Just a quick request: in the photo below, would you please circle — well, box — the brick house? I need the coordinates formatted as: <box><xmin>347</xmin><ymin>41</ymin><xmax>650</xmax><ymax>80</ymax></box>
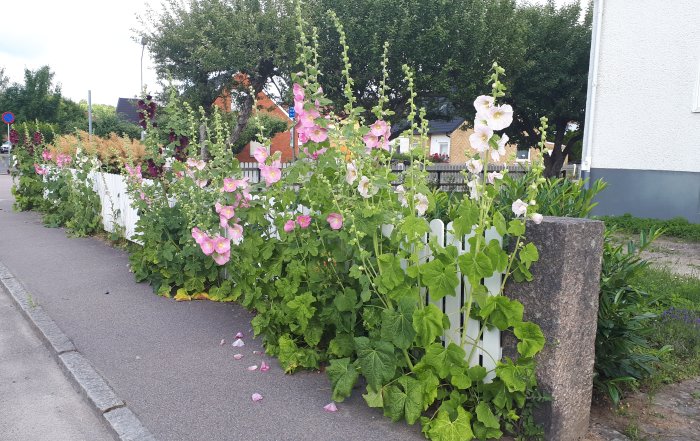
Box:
<box><xmin>213</xmin><ymin>88</ymin><xmax>297</xmax><ymax>164</ymax></box>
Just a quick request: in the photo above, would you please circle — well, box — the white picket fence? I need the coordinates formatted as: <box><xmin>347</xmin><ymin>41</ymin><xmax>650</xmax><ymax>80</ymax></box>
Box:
<box><xmin>86</xmin><ymin>171</ymin><xmax>502</xmax><ymax>374</ymax></box>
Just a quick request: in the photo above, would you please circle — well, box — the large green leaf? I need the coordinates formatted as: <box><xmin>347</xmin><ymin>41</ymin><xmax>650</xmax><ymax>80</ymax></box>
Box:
<box><xmin>362</xmin><ymin>386</ymin><xmax>384</xmax><ymax>408</ymax></box>
<box><xmin>412</xmin><ymin>304</ymin><xmax>444</xmax><ymax>347</ymax></box>
<box><xmin>400</xmin><ymin>215</ymin><xmax>430</xmax><ymax>240</ymax></box>
<box><xmin>286</xmin><ymin>292</ymin><xmax>316</xmax><ymax>332</ymax></box>
<box><xmin>451</xmin><ymin>200</ymin><xmax>480</xmax><ymax>237</ymax></box>
<box><xmin>519</xmin><ymin>242</ymin><xmax>539</xmax><ymax>268</ymax></box>
<box><xmin>354</xmin><ymin>337</ymin><xmax>398</xmax><ymax>390</ymax></box>
<box><xmin>377</xmin><ymin>253</ymin><xmax>405</xmax><ymax>291</ymax></box>
<box><xmin>474</xmin><ymin>402</ymin><xmax>503</xmax><ymax>439</ymax></box>
<box><xmin>422</xmin><ymin>342</ymin><xmax>466</xmax><ymax>379</ymax></box>
<box><xmin>420</xmin><ymin>258</ymin><xmax>459</xmax><ymax>301</ymax></box>
<box><xmin>458</xmin><ymin>251</ymin><xmax>493</xmax><ymax>285</ymax></box>
<box><xmin>383</xmin><ymin>376</ymin><xmax>424</xmax><ymax>424</ymax></box>
<box><xmin>381</xmin><ymin>298</ymin><xmax>416</xmax><ymax>350</ymax></box>
<box><xmin>326</xmin><ymin>358</ymin><xmax>359</xmax><ymax>402</ymax></box>
<box><xmin>427</xmin><ymin>407</ymin><xmax>474</xmax><ymax>441</ymax></box>
<box><xmin>478</xmin><ymin>296</ymin><xmax>524</xmax><ymax>331</ymax></box>
<box><xmin>514</xmin><ymin>321</ymin><xmax>545</xmax><ymax>358</ymax></box>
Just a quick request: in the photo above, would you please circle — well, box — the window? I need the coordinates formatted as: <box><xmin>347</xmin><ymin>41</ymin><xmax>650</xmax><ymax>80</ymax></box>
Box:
<box><xmin>516</xmin><ymin>149</ymin><xmax>530</xmax><ymax>162</ymax></box>
<box><xmin>439</xmin><ymin>141</ymin><xmax>449</xmax><ymax>156</ymax></box>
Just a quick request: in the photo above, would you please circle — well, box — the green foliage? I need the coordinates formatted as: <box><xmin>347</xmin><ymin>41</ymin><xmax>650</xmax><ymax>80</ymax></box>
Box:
<box><xmin>78</xmin><ymin>102</ymin><xmax>142</xmax><ymax>139</ymax></box>
<box><xmin>599</xmin><ymin>214</ymin><xmax>700</xmax><ymax>242</ymax></box>
<box><xmin>230</xmin><ymin>113</ymin><xmax>289</xmax><ymax>154</ymax></box>
<box><xmin>10</xmin><ymin>147</ymin><xmax>45</xmax><ymax>211</ymax></box>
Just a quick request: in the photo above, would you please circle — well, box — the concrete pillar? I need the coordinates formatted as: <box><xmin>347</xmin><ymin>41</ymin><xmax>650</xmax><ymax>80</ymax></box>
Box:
<box><xmin>505</xmin><ymin>216</ymin><xmax>604</xmax><ymax>441</ymax></box>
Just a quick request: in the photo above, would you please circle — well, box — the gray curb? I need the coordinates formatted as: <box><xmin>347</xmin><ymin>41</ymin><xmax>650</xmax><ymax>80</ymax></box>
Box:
<box><xmin>0</xmin><ymin>261</ymin><xmax>157</xmax><ymax>441</ymax></box>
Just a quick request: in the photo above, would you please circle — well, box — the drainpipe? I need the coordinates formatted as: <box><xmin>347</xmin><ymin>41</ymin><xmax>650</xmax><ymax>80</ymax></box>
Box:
<box><xmin>581</xmin><ymin>0</ymin><xmax>604</xmax><ymax>190</ymax></box>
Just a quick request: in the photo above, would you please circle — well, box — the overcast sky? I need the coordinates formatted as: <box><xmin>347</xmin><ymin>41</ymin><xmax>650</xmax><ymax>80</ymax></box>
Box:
<box><xmin>0</xmin><ymin>0</ymin><xmax>580</xmax><ymax>107</ymax></box>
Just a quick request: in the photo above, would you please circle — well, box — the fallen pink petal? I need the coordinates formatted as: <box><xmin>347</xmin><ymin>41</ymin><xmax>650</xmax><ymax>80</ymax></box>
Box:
<box><xmin>247</xmin><ymin>365</ymin><xmax>258</xmax><ymax>371</ymax></box>
<box><xmin>260</xmin><ymin>361</ymin><xmax>270</xmax><ymax>372</ymax></box>
<box><xmin>219</xmin><ymin>339</ymin><xmax>225</xmax><ymax>346</ymax></box>
<box><xmin>251</xmin><ymin>393</ymin><xmax>263</xmax><ymax>402</ymax></box>
<box><xmin>233</xmin><ymin>353</ymin><xmax>244</xmax><ymax>360</ymax></box>
<box><xmin>231</xmin><ymin>339</ymin><xmax>245</xmax><ymax>347</ymax></box>
<box><xmin>235</xmin><ymin>332</ymin><xmax>244</xmax><ymax>339</ymax></box>
<box><xmin>324</xmin><ymin>402</ymin><xmax>338</xmax><ymax>412</ymax></box>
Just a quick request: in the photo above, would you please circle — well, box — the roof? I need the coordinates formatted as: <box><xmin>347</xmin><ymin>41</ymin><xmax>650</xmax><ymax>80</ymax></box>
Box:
<box><xmin>116</xmin><ymin>98</ymin><xmax>140</xmax><ymax>124</ymax></box>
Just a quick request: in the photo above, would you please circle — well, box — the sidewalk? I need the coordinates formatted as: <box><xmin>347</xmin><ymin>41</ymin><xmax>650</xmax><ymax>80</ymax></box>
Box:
<box><xmin>0</xmin><ymin>174</ymin><xmax>422</xmax><ymax>441</ymax></box>
<box><xmin>0</xmin><ymin>283</ymin><xmax>114</xmax><ymax>441</ymax></box>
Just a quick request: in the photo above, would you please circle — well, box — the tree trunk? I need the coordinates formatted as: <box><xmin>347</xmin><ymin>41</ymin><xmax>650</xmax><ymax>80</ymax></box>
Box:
<box><xmin>543</xmin><ymin>120</ymin><xmax>568</xmax><ymax>178</ymax></box>
<box><xmin>199</xmin><ymin>123</ymin><xmax>209</xmax><ymax>161</ymax></box>
<box><xmin>228</xmin><ymin>70</ymin><xmax>269</xmax><ymax>147</ymax></box>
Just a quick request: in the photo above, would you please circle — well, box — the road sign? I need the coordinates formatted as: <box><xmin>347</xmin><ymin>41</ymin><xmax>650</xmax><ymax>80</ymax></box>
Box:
<box><xmin>2</xmin><ymin>112</ymin><xmax>14</xmax><ymax>125</ymax></box>
<box><xmin>288</xmin><ymin>107</ymin><xmax>295</xmax><ymax>119</ymax></box>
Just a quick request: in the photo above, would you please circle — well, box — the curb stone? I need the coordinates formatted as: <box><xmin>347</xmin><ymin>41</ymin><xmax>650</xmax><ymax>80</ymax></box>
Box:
<box><xmin>0</xmin><ymin>260</ymin><xmax>157</xmax><ymax>441</ymax></box>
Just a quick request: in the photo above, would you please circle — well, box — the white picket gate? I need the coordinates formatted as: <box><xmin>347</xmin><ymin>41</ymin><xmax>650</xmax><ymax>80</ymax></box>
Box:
<box><xmin>91</xmin><ymin>172</ymin><xmax>140</xmax><ymax>241</ymax></box>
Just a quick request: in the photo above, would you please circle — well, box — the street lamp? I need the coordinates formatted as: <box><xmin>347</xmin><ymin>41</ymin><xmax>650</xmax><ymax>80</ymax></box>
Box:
<box><xmin>140</xmin><ymin>37</ymin><xmax>147</xmax><ymax>93</ymax></box>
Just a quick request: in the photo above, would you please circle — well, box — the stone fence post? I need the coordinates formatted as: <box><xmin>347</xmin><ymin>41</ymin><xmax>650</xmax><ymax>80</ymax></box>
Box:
<box><xmin>504</xmin><ymin>217</ymin><xmax>604</xmax><ymax>441</ymax></box>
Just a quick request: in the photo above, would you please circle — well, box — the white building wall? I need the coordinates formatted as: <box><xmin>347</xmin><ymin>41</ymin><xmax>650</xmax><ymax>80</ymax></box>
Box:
<box><xmin>429</xmin><ymin>134</ymin><xmax>451</xmax><ymax>156</ymax></box>
<box><xmin>589</xmin><ymin>0</ymin><xmax>700</xmax><ymax>173</ymax></box>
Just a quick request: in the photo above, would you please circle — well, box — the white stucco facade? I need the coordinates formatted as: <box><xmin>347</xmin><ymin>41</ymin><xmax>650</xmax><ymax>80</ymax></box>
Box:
<box><xmin>429</xmin><ymin>134</ymin><xmax>451</xmax><ymax>156</ymax></box>
<box><xmin>587</xmin><ymin>0</ymin><xmax>700</xmax><ymax>173</ymax></box>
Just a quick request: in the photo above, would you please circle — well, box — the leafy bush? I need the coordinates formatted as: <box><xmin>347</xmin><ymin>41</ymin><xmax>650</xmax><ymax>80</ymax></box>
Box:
<box><xmin>598</xmin><ymin>213</ymin><xmax>700</xmax><ymax>242</ymax></box>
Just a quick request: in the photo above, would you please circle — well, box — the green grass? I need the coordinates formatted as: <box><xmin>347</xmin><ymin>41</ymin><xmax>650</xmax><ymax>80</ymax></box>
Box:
<box><xmin>631</xmin><ymin>267</ymin><xmax>700</xmax><ymax>386</ymax></box>
<box><xmin>598</xmin><ymin>214</ymin><xmax>700</xmax><ymax>242</ymax></box>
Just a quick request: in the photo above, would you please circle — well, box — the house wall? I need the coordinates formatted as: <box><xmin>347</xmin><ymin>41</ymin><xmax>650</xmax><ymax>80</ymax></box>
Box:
<box><xmin>429</xmin><ymin>134</ymin><xmax>451</xmax><ymax>156</ymax></box>
<box><xmin>587</xmin><ymin>0</ymin><xmax>700</xmax><ymax>221</ymax></box>
<box><xmin>448</xmin><ymin>122</ymin><xmax>541</xmax><ymax>165</ymax></box>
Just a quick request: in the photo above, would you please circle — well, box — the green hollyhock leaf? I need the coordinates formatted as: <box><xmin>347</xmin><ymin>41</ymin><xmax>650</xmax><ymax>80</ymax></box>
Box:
<box><xmin>458</xmin><ymin>251</ymin><xmax>494</xmax><ymax>285</ymax></box>
<box><xmin>468</xmin><ymin>365</ymin><xmax>487</xmax><ymax>382</ymax></box>
<box><xmin>326</xmin><ymin>358</ymin><xmax>359</xmax><ymax>402</ymax></box>
<box><xmin>412</xmin><ymin>304</ymin><xmax>444</xmax><ymax>347</ymax></box>
<box><xmin>449</xmin><ymin>366</ymin><xmax>472</xmax><ymax>389</ymax></box>
<box><xmin>452</xmin><ymin>200</ymin><xmax>480</xmax><ymax>237</ymax></box>
<box><xmin>328</xmin><ymin>333</ymin><xmax>355</xmax><ymax>358</ymax></box>
<box><xmin>416</xmin><ymin>369</ymin><xmax>440</xmax><ymax>410</ymax></box>
<box><xmin>419</xmin><ymin>258</ymin><xmax>459</xmax><ymax>301</ymax></box>
<box><xmin>377</xmin><ymin>253</ymin><xmax>405</xmax><ymax>291</ymax></box>
<box><xmin>422</xmin><ymin>342</ymin><xmax>466</xmax><ymax>379</ymax></box>
<box><xmin>507</xmin><ymin>219</ymin><xmax>525</xmax><ymax>237</ymax></box>
<box><xmin>479</xmin><ymin>296</ymin><xmax>524</xmax><ymax>331</ymax></box>
<box><xmin>333</xmin><ymin>288</ymin><xmax>357</xmax><ymax>312</ymax></box>
<box><xmin>354</xmin><ymin>337</ymin><xmax>398</xmax><ymax>390</ymax></box>
<box><xmin>474</xmin><ymin>402</ymin><xmax>503</xmax><ymax>439</ymax></box>
<box><xmin>493</xmin><ymin>211</ymin><xmax>507</xmax><ymax>236</ymax></box>
<box><xmin>485</xmin><ymin>239</ymin><xmax>508</xmax><ymax>273</ymax></box>
<box><xmin>427</xmin><ymin>407</ymin><xmax>475</xmax><ymax>441</ymax></box>
<box><xmin>363</xmin><ymin>386</ymin><xmax>384</xmax><ymax>408</ymax></box>
<box><xmin>400</xmin><ymin>215</ymin><xmax>430</xmax><ymax>240</ymax></box>
<box><xmin>383</xmin><ymin>376</ymin><xmax>424</xmax><ymax>424</ymax></box>
<box><xmin>519</xmin><ymin>242</ymin><xmax>539</xmax><ymax>268</ymax></box>
<box><xmin>286</xmin><ymin>292</ymin><xmax>316</xmax><ymax>332</ymax></box>
<box><xmin>496</xmin><ymin>359</ymin><xmax>531</xmax><ymax>393</ymax></box>
<box><xmin>381</xmin><ymin>297</ymin><xmax>416</xmax><ymax>350</ymax></box>
<box><xmin>514</xmin><ymin>321</ymin><xmax>545</xmax><ymax>358</ymax></box>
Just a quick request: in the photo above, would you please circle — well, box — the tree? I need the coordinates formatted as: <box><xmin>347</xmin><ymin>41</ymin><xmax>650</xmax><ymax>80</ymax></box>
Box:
<box><xmin>507</xmin><ymin>1</ymin><xmax>592</xmax><ymax>177</ymax></box>
<box><xmin>0</xmin><ymin>67</ymin><xmax>9</xmax><ymax>93</ymax></box>
<box><xmin>138</xmin><ymin>0</ymin><xmax>296</xmax><ymax>145</ymax></box>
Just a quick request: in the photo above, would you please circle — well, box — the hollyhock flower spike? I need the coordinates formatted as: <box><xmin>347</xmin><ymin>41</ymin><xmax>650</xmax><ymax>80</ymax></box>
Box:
<box><xmin>346</xmin><ymin>162</ymin><xmax>358</xmax><ymax>185</ymax></box>
<box><xmin>324</xmin><ymin>402</ymin><xmax>338</xmax><ymax>412</ymax></box>
<box><xmin>296</xmin><ymin>215</ymin><xmax>311</xmax><ymax>229</ymax></box>
<box><xmin>327</xmin><ymin>213</ymin><xmax>343</xmax><ymax>230</ymax></box>
<box><xmin>467</xmin><ymin>180</ymin><xmax>480</xmax><ymax>201</ymax></box>
<box><xmin>251</xmin><ymin>393</ymin><xmax>263</xmax><ymax>402</ymax></box>
<box><xmin>512</xmin><ymin>199</ymin><xmax>528</xmax><ymax>217</ymax></box>
<box><xmin>298</xmin><ymin>129</ymin><xmax>310</xmax><ymax>145</ymax></box>
<box><xmin>497</xmin><ymin>134</ymin><xmax>509</xmax><ymax>156</ymax></box>
<box><xmin>196</xmin><ymin>179</ymin><xmax>207</xmax><ymax>188</ymax></box>
<box><xmin>283</xmin><ymin>220</ymin><xmax>296</xmax><ymax>233</ymax></box>
<box><xmin>42</xmin><ymin>150</ymin><xmax>52</xmax><ymax>161</ymax></box>
<box><xmin>298</xmin><ymin>109</ymin><xmax>321</xmax><ymax>128</ymax></box>
<box><xmin>253</xmin><ymin>147</ymin><xmax>268</xmax><ymax>164</ymax></box>
<box><xmin>218</xmin><ymin>205</ymin><xmax>236</xmax><ymax>220</ymax></box>
<box><xmin>358</xmin><ymin>176</ymin><xmax>378</xmax><ymax>198</ymax></box>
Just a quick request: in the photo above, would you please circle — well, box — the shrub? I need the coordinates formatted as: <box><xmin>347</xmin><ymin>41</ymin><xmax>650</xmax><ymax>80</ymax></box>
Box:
<box><xmin>51</xmin><ymin>131</ymin><xmax>145</xmax><ymax>173</ymax></box>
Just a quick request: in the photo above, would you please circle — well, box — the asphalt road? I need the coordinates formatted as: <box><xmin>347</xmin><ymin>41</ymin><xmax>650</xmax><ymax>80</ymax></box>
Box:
<box><xmin>0</xmin><ymin>174</ymin><xmax>424</xmax><ymax>441</ymax></box>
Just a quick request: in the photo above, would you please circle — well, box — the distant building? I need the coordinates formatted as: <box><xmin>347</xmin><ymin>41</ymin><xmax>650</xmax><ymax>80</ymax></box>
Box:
<box><xmin>116</xmin><ymin>98</ymin><xmax>141</xmax><ymax>125</ymax></box>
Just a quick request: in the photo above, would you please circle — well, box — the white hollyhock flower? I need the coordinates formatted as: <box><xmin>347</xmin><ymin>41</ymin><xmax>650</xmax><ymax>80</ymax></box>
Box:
<box><xmin>531</xmin><ymin>213</ymin><xmax>543</xmax><ymax>224</ymax></box>
<box><xmin>466</xmin><ymin>159</ymin><xmax>483</xmax><ymax>175</ymax></box>
<box><xmin>487</xmin><ymin>171</ymin><xmax>503</xmax><ymax>184</ymax></box>
<box><xmin>358</xmin><ymin>176</ymin><xmax>378</xmax><ymax>198</ymax></box>
<box><xmin>486</xmin><ymin>104</ymin><xmax>514</xmax><ymax>131</ymax></box>
<box><xmin>467</xmin><ymin>179</ymin><xmax>480</xmax><ymax>200</ymax></box>
<box><xmin>511</xmin><ymin>199</ymin><xmax>528</xmax><ymax>217</ymax></box>
<box><xmin>469</xmin><ymin>123</ymin><xmax>493</xmax><ymax>152</ymax></box>
<box><xmin>346</xmin><ymin>162</ymin><xmax>358</xmax><ymax>185</ymax></box>
<box><xmin>395</xmin><ymin>185</ymin><xmax>408</xmax><ymax>207</ymax></box>
<box><xmin>414</xmin><ymin>193</ymin><xmax>429</xmax><ymax>216</ymax></box>
<box><xmin>473</xmin><ymin>95</ymin><xmax>494</xmax><ymax>115</ymax></box>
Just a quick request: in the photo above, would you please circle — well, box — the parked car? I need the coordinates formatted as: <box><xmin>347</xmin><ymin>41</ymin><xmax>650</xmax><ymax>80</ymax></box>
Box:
<box><xmin>0</xmin><ymin>141</ymin><xmax>11</xmax><ymax>154</ymax></box>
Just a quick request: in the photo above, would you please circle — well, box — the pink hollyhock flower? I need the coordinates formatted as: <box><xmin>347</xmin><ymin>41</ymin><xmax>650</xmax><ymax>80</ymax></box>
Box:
<box><xmin>296</xmin><ymin>215</ymin><xmax>311</xmax><ymax>229</ymax></box>
<box><xmin>466</xmin><ymin>159</ymin><xmax>483</xmax><ymax>175</ymax></box>
<box><xmin>324</xmin><ymin>402</ymin><xmax>338</xmax><ymax>412</ymax></box>
<box><xmin>486</xmin><ymin>104</ymin><xmax>514</xmax><ymax>131</ymax></box>
<box><xmin>303</xmin><ymin>147</ymin><xmax>327</xmax><ymax>160</ymax></box>
<box><xmin>487</xmin><ymin>171</ymin><xmax>503</xmax><ymax>184</ymax></box>
<box><xmin>327</xmin><ymin>213</ymin><xmax>343</xmax><ymax>230</ymax></box>
<box><xmin>233</xmin><ymin>353</ymin><xmax>243</xmax><ymax>360</ymax></box>
<box><xmin>346</xmin><ymin>162</ymin><xmax>358</xmax><ymax>185</ymax></box>
<box><xmin>218</xmin><ymin>205</ymin><xmax>236</xmax><ymax>220</ymax></box>
<box><xmin>213</xmin><ymin>236</ymin><xmax>231</xmax><ymax>255</ymax></box>
<box><xmin>191</xmin><ymin>227</ymin><xmax>208</xmax><ymax>245</ymax></box>
<box><xmin>260</xmin><ymin>165</ymin><xmax>281</xmax><ymax>186</ymax></box>
<box><xmin>196</xmin><ymin>179</ymin><xmax>207</xmax><ymax>188</ymax></box>
<box><xmin>297</xmin><ymin>128</ymin><xmax>310</xmax><ymax>145</ymax></box>
<box><xmin>469</xmin><ymin>123</ymin><xmax>493</xmax><ymax>153</ymax></box>
<box><xmin>283</xmin><ymin>219</ymin><xmax>296</xmax><ymax>233</ymax></box>
<box><xmin>363</xmin><ymin>133</ymin><xmax>379</xmax><ymax>149</ymax></box>
<box><xmin>41</xmin><ymin>150</ymin><xmax>52</xmax><ymax>161</ymax></box>
<box><xmin>294</xmin><ymin>100</ymin><xmax>304</xmax><ymax>116</ymax></box>
<box><xmin>370</xmin><ymin>120</ymin><xmax>388</xmax><ymax>137</ymax></box>
<box><xmin>228</xmin><ymin>224</ymin><xmax>244</xmax><ymax>245</ymax></box>
<box><xmin>293</xmin><ymin>83</ymin><xmax>305</xmax><ymax>102</ymax></box>
<box><xmin>511</xmin><ymin>199</ymin><xmax>528</xmax><ymax>217</ymax></box>
<box><xmin>260</xmin><ymin>361</ymin><xmax>270</xmax><ymax>372</ymax></box>
<box><xmin>222</xmin><ymin>178</ymin><xmax>237</xmax><ymax>192</ymax></box>
<box><xmin>298</xmin><ymin>108</ymin><xmax>321</xmax><ymax>128</ymax></box>
<box><xmin>200</xmin><ymin>237</ymin><xmax>215</xmax><ymax>256</ymax></box>
<box><xmin>308</xmin><ymin>126</ymin><xmax>328</xmax><ymax>143</ymax></box>
<box><xmin>251</xmin><ymin>393</ymin><xmax>263</xmax><ymax>402</ymax></box>
<box><xmin>34</xmin><ymin>164</ymin><xmax>47</xmax><ymax>175</ymax></box>
<box><xmin>253</xmin><ymin>147</ymin><xmax>269</xmax><ymax>164</ymax></box>
<box><xmin>531</xmin><ymin>213</ymin><xmax>543</xmax><ymax>224</ymax></box>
